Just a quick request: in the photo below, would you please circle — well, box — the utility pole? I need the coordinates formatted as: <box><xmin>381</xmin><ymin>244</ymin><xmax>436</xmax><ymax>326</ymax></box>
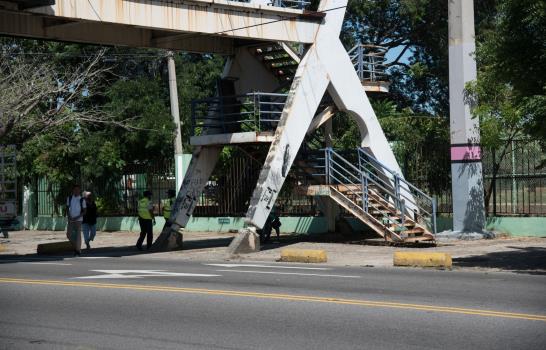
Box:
<box><xmin>167</xmin><ymin>51</ymin><xmax>184</xmax><ymax>194</ymax></box>
<box><xmin>448</xmin><ymin>0</ymin><xmax>486</xmax><ymax>233</ymax></box>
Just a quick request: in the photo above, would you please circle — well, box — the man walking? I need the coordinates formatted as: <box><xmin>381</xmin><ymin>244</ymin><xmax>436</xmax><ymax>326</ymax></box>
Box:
<box><xmin>66</xmin><ymin>185</ymin><xmax>86</xmax><ymax>256</ymax></box>
<box><xmin>136</xmin><ymin>190</ymin><xmax>155</xmax><ymax>251</ymax></box>
<box><xmin>82</xmin><ymin>191</ymin><xmax>98</xmax><ymax>250</ymax></box>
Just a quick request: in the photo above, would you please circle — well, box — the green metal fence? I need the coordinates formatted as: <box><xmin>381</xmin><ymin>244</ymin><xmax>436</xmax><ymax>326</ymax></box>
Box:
<box><xmin>29</xmin><ymin>140</ymin><xmax>546</xmax><ymax>219</ymax></box>
<box><xmin>35</xmin><ymin>162</ymin><xmax>176</xmax><ymax>217</ymax></box>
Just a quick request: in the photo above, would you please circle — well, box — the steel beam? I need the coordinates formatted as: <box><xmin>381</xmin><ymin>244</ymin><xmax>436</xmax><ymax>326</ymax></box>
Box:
<box><xmin>0</xmin><ymin>10</ymin><xmax>236</xmax><ymax>54</ymax></box>
<box><xmin>3</xmin><ymin>0</ymin><xmax>321</xmax><ymax>50</ymax></box>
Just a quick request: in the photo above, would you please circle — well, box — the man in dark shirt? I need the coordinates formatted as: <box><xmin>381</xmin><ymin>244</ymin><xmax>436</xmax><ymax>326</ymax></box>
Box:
<box><xmin>82</xmin><ymin>191</ymin><xmax>98</xmax><ymax>250</ymax></box>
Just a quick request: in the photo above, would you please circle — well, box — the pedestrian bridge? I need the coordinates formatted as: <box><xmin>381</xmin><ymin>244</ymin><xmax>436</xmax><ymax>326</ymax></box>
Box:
<box><xmin>0</xmin><ymin>0</ymin><xmax>323</xmax><ymax>53</ymax></box>
<box><xmin>2</xmin><ymin>0</ymin><xmax>418</xmax><ymax>251</ymax></box>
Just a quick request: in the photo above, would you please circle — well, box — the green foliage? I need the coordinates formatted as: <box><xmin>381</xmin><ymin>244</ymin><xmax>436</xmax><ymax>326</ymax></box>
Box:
<box><xmin>104</xmin><ymin>77</ymin><xmax>174</xmax><ymax>162</ymax></box>
<box><xmin>468</xmin><ymin>0</ymin><xmax>546</xmax><ymax>152</ymax></box>
<box><xmin>175</xmin><ymin>54</ymin><xmax>225</xmax><ymax>152</ymax></box>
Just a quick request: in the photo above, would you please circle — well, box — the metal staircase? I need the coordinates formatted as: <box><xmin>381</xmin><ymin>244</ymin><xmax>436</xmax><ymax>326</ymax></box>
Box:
<box><xmin>251</xmin><ymin>43</ymin><xmax>301</xmax><ymax>86</ymax></box>
<box><xmin>299</xmin><ymin>148</ymin><xmax>437</xmax><ymax>242</ymax></box>
<box><xmin>250</xmin><ymin>42</ymin><xmax>388</xmax><ymax>92</ymax></box>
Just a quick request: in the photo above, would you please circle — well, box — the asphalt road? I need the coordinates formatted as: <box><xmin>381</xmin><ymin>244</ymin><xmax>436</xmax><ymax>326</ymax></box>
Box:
<box><xmin>0</xmin><ymin>254</ymin><xmax>545</xmax><ymax>350</ymax></box>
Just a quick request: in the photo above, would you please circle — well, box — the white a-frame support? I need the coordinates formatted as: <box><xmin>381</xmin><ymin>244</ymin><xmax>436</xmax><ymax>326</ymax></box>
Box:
<box><xmin>154</xmin><ymin>0</ymin><xmax>409</xmax><ymax>252</ymax></box>
<box><xmin>245</xmin><ymin>0</ymin><xmax>405</xmax><ymax>229</ymax></box>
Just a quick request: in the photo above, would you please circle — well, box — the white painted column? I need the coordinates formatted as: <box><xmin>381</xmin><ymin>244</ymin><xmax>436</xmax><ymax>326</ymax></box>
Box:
<box><xmin>324</xmin><ymin>118</ymin><xmax>337</xmax><ymax>232</ymax></box>
<box><xmin>448</xmin><ymin>0</ymin><xmax>485</xmax><ymax>232</ymax></box>
<box><xmin>167</xmin><ymin>51</ymin><xmax>185</xmax><ymax>194</ymax></box>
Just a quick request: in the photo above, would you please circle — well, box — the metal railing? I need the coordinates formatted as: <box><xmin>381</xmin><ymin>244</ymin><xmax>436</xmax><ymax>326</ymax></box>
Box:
<box><xmin>348</xmin><ymin>44</ymin><xmax>388</xmax><ymax>83</ymax></box>
<box><xmin>357</xmin><ymin>148</ymin><xmax>437</xmax><ymax>233</ymax></box>
<box><xmin>191</xmin><ymin>92</ymin><xmax>287</xmax><ymax>136</ymax></box>
<box><xmin>0</xmin><ymin>145</ymin><xmax>17</xmax><ymax>221</ymax></box>
<box><xmin>306</xmin><ymin>148</ymin><xmax>436</xmax><ymax>234</ymax></box>
<box><xmin>236</xmin><ymin>1</ymin><xmax>311</xmax><ymax>10</ymax></box>
<box><xmin>271</xmin><ymin>0</ymin><xmax>311</xmax><ymax>9</ymax></box>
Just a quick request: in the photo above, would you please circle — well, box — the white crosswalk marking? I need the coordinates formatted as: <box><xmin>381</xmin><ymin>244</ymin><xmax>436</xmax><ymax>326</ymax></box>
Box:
<box><xmin>23</xmin><ymin>262</ymin><xmax>72</xmax><ymax>266</ymax></box>
<box><xmin>216</xmin><ymin>269</ymin><xmax>361</xmax><ymax>279</ymax></box>
<box><xmin>205</xmin><ymin>263</ymin><xmax>331</xmax><ymax>270</ymax></box>
<box><xmin>75</xmin><ymin>270</ymin><xmax>221</xmax><ymax>279</ymax></box>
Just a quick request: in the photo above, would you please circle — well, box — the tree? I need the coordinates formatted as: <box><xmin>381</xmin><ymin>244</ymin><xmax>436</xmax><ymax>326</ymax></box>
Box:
<box><xmin>466</xmin><ymin>0</ymin><xmax>546</xmax><ymax>211</ymax></box>
<box><xmin>342</xmin><ymin>0</ymin><xmax>497</xmax><ymax>115</ymax></box>
<box><xmin>0</xmin><ymin>49</ymin><xmax>122</xmax><ymax>141</ymax></box>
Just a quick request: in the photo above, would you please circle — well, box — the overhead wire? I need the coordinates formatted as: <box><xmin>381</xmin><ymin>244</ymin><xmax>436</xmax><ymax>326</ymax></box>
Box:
<box><xmin>87</xmin><ymin>0</ymin><xmax>103</xmax><ymax>21</ymax></box>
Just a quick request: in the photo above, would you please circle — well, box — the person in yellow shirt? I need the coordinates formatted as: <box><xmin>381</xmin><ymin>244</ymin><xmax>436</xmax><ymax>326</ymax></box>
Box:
<box><xmin>136</xmin><ymin>190</ymin><xmax>155</xmax><ymax>251</ymax></box>
<box><xmin>162</xmin><ymin>189</ymin><xmax>176</xmax><ymax>222</ymax></box>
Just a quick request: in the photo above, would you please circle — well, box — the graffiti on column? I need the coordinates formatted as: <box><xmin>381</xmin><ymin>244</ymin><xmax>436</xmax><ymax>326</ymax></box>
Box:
<box><xmin>260</xmin><ymin>186</ymin><xmax>277</xmax><ymax>210</ymax></box>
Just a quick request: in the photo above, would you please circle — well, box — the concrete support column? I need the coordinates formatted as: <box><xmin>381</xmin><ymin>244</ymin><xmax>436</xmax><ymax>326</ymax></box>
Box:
<box><xmin>448</xmin><ymin>0</ymin><xmax>485</xmax><ymax>232</ymax></box>
<box><xmin>167</xmin><ymin>51</ymin><xmax>185</xmax><ymax>194</ymax></box>
<box><xmin>324</xmin><ymin>118</ymin><xmax>336</xmax><ymax>232</ymax></box>
<box><xmin>23</xmin><ymin>186</ymin><xmax>34</xmax><ymax>230</ymax></box>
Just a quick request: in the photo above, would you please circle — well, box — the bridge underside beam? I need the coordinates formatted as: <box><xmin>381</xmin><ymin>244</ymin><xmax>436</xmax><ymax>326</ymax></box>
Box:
<box><xmin>1</xmin><ymin>0</ymin><xmax>322</xmax><ymax>51</ymax></box>
<box><xmin>0</xmin><ymin>10</ymin><xmax>236</xmax><ymax>54</ymax></box>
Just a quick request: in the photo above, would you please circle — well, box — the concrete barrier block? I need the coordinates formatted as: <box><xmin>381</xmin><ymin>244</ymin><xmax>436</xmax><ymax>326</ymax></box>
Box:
<box><xmin>37</xmin><ymin>241</ymin><xmax>74</xmax><ymax>255</ymax></box>
<box><xmin>393</xmin><ymin>251</ymin><xmax>452</xmax><ymax>268</ymax></box>
<box><xmin>280</xmin><ymin>249</ymin><xmax>327</xmax><ymax>263</ymax></box>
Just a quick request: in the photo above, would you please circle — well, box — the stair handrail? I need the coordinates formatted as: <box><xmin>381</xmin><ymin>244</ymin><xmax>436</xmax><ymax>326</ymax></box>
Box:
<box><xmin>324</xmin><ymin>148</ymin><xmax>407</xmax><ymax>232</ymax></box>
<box><xmin>357</xmin><ymin>148</ymin><xmax>437</xmax><ymax>233</ymax></box>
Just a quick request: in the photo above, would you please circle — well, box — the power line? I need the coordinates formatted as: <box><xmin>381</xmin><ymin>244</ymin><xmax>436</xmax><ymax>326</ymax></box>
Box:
<box><xmin>87</xmin><ymin>0</ymin><xmax>103</xmax><ymax>22</ymax></box>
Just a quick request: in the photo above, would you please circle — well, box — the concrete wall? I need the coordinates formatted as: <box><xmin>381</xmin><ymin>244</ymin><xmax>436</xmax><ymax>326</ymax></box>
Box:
<box><xmin>29</xmin><ymin>215</ymin><xmax>369</xmax><ymax>235</ymax></box>
<box><xmin>27</xmin><ymin>215</ymin><xmax>546</xmax><ymax>238</ymax></box>
<box><xmin>437</xmin><ymin>216</ymin><xmax>546</xmax><ymax>237</ymax></box>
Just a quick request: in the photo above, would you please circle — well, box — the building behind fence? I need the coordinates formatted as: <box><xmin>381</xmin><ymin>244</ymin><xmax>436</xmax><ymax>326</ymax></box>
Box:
<box><xmin>31</xmin><ymin>140</ymin><xmax>545</xmax><ymax>219</ymax></box>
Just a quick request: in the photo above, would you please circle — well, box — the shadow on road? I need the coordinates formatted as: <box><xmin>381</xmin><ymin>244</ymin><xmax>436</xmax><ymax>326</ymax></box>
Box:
<box><xmin>453</xmin><ymin>246</ymin><xmax>546</xmax><ymax>275</ymax></box>
<box><xmin>0</xmin><ymin>245</ymin><xmax>150</xmax><ymax>265</ymax></box>
<box><xmin>182</xmin><ymin>237</ymin><xmax>233</xmax><ymax>250</ymax></box>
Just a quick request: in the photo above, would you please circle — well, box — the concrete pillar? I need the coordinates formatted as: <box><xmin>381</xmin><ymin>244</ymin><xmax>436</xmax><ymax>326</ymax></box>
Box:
<box><xmin>167</xmin><ymin>51</ymin><xmax>185</xmax><ymax>194</ymax></box>
<box><xmin>324</xmin><ymin>118</ymin><xmax>336</xmax><ymax>232</ymax></box>
<box><xmin>448</xmin><ymin>0</ymin><xmax>485</xmax><ymax>232</ymax></box>
<box><xmin>23</xmin><ymin>186</ymin><xmax>34</xmax><ymax>230</ymax></box>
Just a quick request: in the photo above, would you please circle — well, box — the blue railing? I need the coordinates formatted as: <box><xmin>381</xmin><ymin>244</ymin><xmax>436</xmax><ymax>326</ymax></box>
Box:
<box><xmin>191</xmin><ymin>92</ymin><xmax>287</xmax><ymax>136</ymax></box>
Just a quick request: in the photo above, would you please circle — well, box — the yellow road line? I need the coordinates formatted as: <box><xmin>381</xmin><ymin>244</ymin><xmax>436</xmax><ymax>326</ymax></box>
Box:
<box><xmin>1</xmin><ymin>277</ymin><xmax>545</xmax><ymax>322</ymax></box>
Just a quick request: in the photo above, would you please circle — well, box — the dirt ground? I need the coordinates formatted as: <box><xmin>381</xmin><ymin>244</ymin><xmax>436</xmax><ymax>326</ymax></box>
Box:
<box><xmin>1</xmin><ymin>230</ymin><xmax>545</xmax><ymax>274</ymax></box>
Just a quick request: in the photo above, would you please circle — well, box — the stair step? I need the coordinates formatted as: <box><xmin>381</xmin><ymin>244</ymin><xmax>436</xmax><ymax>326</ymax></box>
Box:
<box><xmin>255</xmin><ymin>48</ymin><xmax>285</xmax><ymax>56</ymax></box>
<box><xmin>389</xmin><ymin>222</ymin><xmax>415</xmax><ymax>230</ymax></box>
<box><xmin>264</xmin><ymin>56</ymin><xmax>294</xmax><ymax>64</ymax></box>
<box><xmin>401</xmin><ymin>228</ymin><xmax>425</xmax><ymax>235</ymax></box>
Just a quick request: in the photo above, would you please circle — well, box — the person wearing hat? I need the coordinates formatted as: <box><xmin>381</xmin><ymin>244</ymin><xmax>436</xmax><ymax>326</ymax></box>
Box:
<box><xmin>162</xmin><ymin>189</ymin><xmax>177</xmax><ymax>223</ymax></box>
<box><xmin>136</xmin><ymin>190</ymin><xmax>155</xmax><ymax>251</ymax></box>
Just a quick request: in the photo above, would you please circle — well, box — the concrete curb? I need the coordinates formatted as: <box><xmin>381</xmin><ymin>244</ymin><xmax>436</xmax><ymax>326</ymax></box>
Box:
<box><xmin>280</xmin><ymin>249</ymin><xmax>327</xmax><ymax>263</ymax></box>
<box><xmin>37</xmin><ymin>241</ymin><xmax>74</xmax><ymax>255</ymax></box>
<box><xmin>393</xmin><ymin>252</ymin><xmax>452</xmax><ymax>268</ymax></box>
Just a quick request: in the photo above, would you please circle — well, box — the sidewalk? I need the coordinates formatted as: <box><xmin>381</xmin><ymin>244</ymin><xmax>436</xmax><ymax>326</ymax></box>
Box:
<box><xmin>1</xmin><ymin>230</ymin><xmax>545</xmax><ymax>274</ymax></box>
